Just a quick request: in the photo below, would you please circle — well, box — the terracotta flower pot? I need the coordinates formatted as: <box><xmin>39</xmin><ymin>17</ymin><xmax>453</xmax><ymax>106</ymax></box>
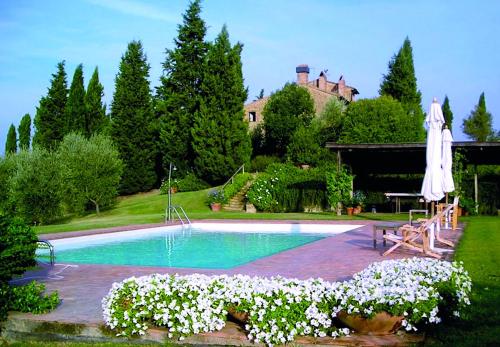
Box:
<box><xmin>170</xmin><ymin>187</ymin><xmax>177</xmax><ymax>194</ymax></box>
<box><xmin>337</xmin><ymin>310</ymin><xmax>403</xmax><ymax>335</ymax></box>
<box><xmin>210</xmin><ymin>202</ymin><xmax>222</xmax><ymax>212</ymax></box>
<box><xmin>227</xmin><ymin>306</ymin><xmax>249</xmax><ymax>324</ymax></box>
<box><xmin>354</xmin><ymin>206</ymin><xmax>362</xmax><ymax>214</ymax></box>
<box><xmin>346</xmin><ymin>207</ymin><xmax>354</xmax><ymax>216</ymax></box>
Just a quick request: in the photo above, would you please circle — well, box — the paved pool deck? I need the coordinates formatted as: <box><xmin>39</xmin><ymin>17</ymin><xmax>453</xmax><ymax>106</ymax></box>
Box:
<box><xmin>5</xmin><ymin>219</ymin><xmax>464</xmax><ymax>345</ymax></box>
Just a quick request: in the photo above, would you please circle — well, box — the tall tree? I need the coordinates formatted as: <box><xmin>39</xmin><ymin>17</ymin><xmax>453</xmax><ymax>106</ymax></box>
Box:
<box><xmin>85</xmin><ymin>67</ymin><xmax>108</xmax><ymax>136</ymax></box>
<box><xmin>33</xmin><ymin>61</ymin><xmax>68</xmax><ymax>149</ymax></box>
<box><xmin>191</xmin><ymin>26</ymin><xmax>251</xmax><ymax>184</ymax></box>
<box><xmin>5</xmin><ymin>124</ymin><xmax>17</xmax><ymax>154</ymax></box>
<box><xmin>66</xmin><ymin>64</ymin><xmax>86</xmax><ymax>134</ymax></box>
<box><xmin>380</xmin><ymin>37</ymin><xmax>425</xmax><ymax>141</ymax></box>
<box><xmin>442</xmin><ymin>96</ymin><xmax>453</xmax><ymax>131</ymax></box>
<box><xmin>263</xmin><ymin>83</ymin><xmax>315</xmax><ymax>157</ymax></box>
<box><xmin>156</xmin><ymin>0</ymin><xmax>208</xmax><ymax>175</ymax></box>
<box><xmin>462</xmin><ymin>92</ymin><xmax>494</xmax><ymax>141</ymax></box>
<box><xmin>18</xmin><ymin>113</ymin><xmax>31</xmax><ymax>150</ymax></box>
<box><xmin>110</xmin><ymin>40</ymin><xmax>156</xmax><ymax>194</ymax></box>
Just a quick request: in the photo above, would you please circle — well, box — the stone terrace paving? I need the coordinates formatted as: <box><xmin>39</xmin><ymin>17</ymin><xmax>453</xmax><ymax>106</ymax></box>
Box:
<box><xmin>6</xmin><ymin>220</ymin><xmax>463</xmax><ymax>346</ymax></box>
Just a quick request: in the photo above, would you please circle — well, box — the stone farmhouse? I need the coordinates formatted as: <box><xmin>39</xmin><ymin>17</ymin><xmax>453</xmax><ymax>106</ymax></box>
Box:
<box><xmin>244</xmin><ymin>64</ymin><xmax>359</xmax><ymax>130</ymax></box>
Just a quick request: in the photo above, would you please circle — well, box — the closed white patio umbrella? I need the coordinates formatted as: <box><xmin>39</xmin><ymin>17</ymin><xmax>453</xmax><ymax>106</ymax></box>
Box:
<box><xmin>442</xmin><ymin>126</ymin><xmax>455</xmax><ymax>194</ymax></box>
<box><xmin>421</xmin><ymin>98</ymin><xmax>445</xmax><ymax>203</ymax></box>
<box><xmin>421</xmin><ymin>98</ymin><xmax>445</xmax><ymax>250</ymax></box>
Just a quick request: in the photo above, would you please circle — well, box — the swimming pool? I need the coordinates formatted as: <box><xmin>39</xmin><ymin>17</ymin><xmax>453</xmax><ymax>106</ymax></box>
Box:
<box><xmin>40</xmin><ymin>223</ymin><xmax>363</xmax><ymax>269</ymax></box>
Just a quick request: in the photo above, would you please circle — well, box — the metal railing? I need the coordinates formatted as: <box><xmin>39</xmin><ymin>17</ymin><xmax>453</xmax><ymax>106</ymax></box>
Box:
<box><xmin>221</xmin><ymin>164</ymin><xmax>245</xmax><ymax>191</ymax></box>
<box><xmin>37</xmin><ymin>240</ymin><xmax>55</xmax><ymax>265</ymax></box>
<box><xmin>166</xmin><ymin>205</ymin><xmax>191</xmax><ymax>226</ymax></box>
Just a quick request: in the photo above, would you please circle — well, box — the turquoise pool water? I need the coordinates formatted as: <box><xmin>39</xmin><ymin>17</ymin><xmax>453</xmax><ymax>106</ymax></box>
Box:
<box><xmin>46</xmin><ymin>229</ymin><xmax>326</xmax><ymax>269</ymax></box>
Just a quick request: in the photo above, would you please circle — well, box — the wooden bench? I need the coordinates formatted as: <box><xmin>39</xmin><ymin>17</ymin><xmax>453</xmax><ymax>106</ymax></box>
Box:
<box><xmin>372</xmin><ymin>222</ymin><xmax>404</xmax><ymax>248</ymax></box>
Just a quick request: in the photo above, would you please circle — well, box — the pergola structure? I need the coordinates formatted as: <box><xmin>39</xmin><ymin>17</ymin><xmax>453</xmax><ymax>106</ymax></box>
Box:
<box><xmin>325</xmin><ymin>141</ymin><xmax>500</xmax><ymax>211</ymax></box>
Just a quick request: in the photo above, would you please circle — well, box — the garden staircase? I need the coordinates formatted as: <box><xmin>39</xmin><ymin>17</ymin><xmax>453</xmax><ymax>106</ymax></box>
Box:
<box><xmin>223</xmin><ymin>175</ymin><xmax>256</xmax><ymax>212</ymax></box>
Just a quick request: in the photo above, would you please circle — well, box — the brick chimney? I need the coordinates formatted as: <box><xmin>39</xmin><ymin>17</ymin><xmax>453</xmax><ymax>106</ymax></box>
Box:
<box><xmin>318</xmin><ymin>71</ymin><xmax>327</xmax><ymax>91</ymax></box>
<box><xmin>338</xmin><ymin>74</ymin><xmax>346</xmax><ymax>98</ymax></box>
<box><xmin>296</xmin><ymin>64</ymin><xmax>309</xmax><ymax>85</ymax></box>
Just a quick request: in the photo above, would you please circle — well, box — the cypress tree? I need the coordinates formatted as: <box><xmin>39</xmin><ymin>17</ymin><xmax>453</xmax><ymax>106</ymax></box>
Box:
<box><xmin>462</xmin><ymin>92</ymin><xmax>493</xmax><ymax>142</ymax></box>
<box><xmin>380</xmin><ymin>37</ymin><xmax>424</xmax><ymax>141</ymax></box>
<box><xmin>33</xmin><ymin>61</ymin><xmax>68</xmax><ymax>149</ymax></box>
<box><xmin>191</xmin><ymin>26</ymin><xmax>251</xmax><ymax>184</ymax></box>
<box><xmin>110</xmin><ymin>40</ymin><xmax>156</xmax><ymax>194</ymax></box>
<box><xmin>85</xmin><ymin>67</ymin><xmax>108</xmax><ymax>136</ymax></box>
<box><xmin>442</xmin><ymin>96</ymin><xmax>453</xmax><ymax>131</ymax></box>
<box><xmin>5</xmin><ymin>124</ymin><xmax>17</xmax><ymax>154</ymax></box>
<box><xmin>156</xmin><ymin>0</ymin><xmax>208</xmax><ymax>175</ymax></box>
<box><xmin>18</xmin><ymin>113</ymin><xmax>31</xmax><ymax>150</ymax></box>
<box><xmin>66</xmin><ymin>64</ymin><xmax>86</xmax><ymax>134</ymax></box>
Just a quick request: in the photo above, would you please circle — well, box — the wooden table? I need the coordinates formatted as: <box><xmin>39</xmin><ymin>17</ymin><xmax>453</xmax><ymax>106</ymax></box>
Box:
<box><xmin>384</xmin><ymin>193</ymin><xmax>423</xmax><ymax>213</ymax></box>
<box><xmin>372</xmin><ymin>222</ymin><xmax>404</xmax><ymax>248</ymax></box>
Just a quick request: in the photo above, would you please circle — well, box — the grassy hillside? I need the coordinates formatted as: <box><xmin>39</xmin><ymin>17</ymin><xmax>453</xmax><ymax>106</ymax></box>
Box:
<box><xmin>34</xmin><ymin>189</ymin><xmax>411</xmax><ymax>234</ymax></box>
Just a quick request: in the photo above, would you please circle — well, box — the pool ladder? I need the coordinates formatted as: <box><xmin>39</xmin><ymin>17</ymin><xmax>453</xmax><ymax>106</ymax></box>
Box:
<box><xmin>37</xmin><ymin>239</ymin><xmax>55</xmax><ymax>265</ymax></box>
<box><xmin>166</xmin><ymin>205</ymin><xmax>191</xmax><ymax>226</ymax></box>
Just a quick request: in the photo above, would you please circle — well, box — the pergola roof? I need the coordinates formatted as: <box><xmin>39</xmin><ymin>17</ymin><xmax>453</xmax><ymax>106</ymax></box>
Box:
<box><xmin>325</xmin><ymin>141</ymin><xmax>500</xmax><ymax>174</ymax></box>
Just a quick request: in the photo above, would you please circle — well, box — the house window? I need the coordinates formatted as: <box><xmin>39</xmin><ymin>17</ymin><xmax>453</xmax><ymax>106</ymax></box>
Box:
<box><xmin>249</xmin><ymin>111</ymin><xmax>256</xmax><ymax>122</ymax></box>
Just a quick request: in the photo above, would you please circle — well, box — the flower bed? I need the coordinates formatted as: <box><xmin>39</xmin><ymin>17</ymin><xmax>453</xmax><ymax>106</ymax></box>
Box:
<box><xmin>102</xmin><ymin>258</ymin><xmax>471</xmax><ymax>346</ymax></box>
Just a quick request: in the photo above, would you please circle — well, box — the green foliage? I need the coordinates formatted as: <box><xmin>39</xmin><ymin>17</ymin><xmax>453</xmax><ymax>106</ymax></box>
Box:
<box><xmin>442</xmin><ymin>96</ymin><xmax>453</xmax><ymax>132</ymax></box>
<box><xmin>263</xmin><ymin>83</ymin><xmax>315</xmax><ymax>156</ymax></box>
<box><xmin>57</xmin><ymin>133</ymin><xmax>123</xmax><ymax>215</ymax></box>
<box><xmin>0</xmin><ymin>215</ymin><xmax>37</xmax><ymax>284</ymax></box>
<box><xmin>0</xmin><ymin>281</ymin><xmax>10</xmax><ymax>320</ymax></box>
<box><xmin>326</xmin><ymin>166</ymin><xmax>353</xmax><ymax>214</ymax></box>
<box><xmin>8</xmin><ymin>148</ymin><xmax>63</xmax><ymax>224</ymax></box>
<box><xmin>250</xmin><ymin>123</ymin><xmax>266</xmax><ymax>157</ymax></box>
<box><xmin>462</xmin><ymin>92</ymin><xmax>494</xmax><ymax>141</ymax></box>
<box><xmin>65</xmin><ymin>64</ymin><xmax>86</xmax><ymax>134</ymax></box>
<box><xmin>315</xmin><ymin>97</ymin><xmax>346</xmax><ymax>144</ymax></box>
<box><xmin>110</xmin><ymin>40</ymin><xmax>156</xmax><ymax>194</ymax></box>
<box><xmin>9</xmin><ymin>281</ymin><xmax>60</xmax><ymax>314</ymax></box>
<box><xmin>18</xmin><ymin>113</ymin><xmax>31</xmax><ymax>150</ymax></box>
<box><xmin>380</xmin><ymin>37</ymin><xmax>422</xmax><ymax>106</ymax></box>
<box><xmin>0</xmin><ymin>156</ymin><xmax>15</xmax><ymax>214</ymax></box>
<box><xmin>33</xmin><ymin>61</ymin><xmax>68</xmax><ymax>149</ymax></box>
<box><xmin>85</xmin><ymin>67</ymin><xmax>108</xmax><ymax>136</ymax></box>
<box><xmin>207</xmin><ymin>189</ymin><xmax>226</xmax><ymax>204</ymax></box>
<box><xmin>249</xmin><ymin>155</ymin><xmax>281</xmax><ymax>173</ymax></box>
<box><xmin>223</xmin><ymin>172</ymin><xmax>251</xmax><ymax>201</ymax></box>
<box><xmin>191</xmin><ymin>26</ymin><xmax>251</xmax><ymax>184</ymax></box>
<box><xmin>157</xmin><ymin>0</ymin><xmax>208</xmax><ymax>175</ymax></box>
<box><xmin>177</xmin><ymin>173</ymin><xmax>210</xmax><ymax>192</ymax></box>
<box><xmin>339</xmin><ymin>96</ymin><xmax>419</xmax><ymax>143</ymax></box>
<box><xmin>5</xmin><ymin>123</ymin><xmax>17</xmax><ymax>154</ymax></box>
<box><xmin>247</xmin><ymin>163</ymin><xmax>328</xmax><ymax>212</ymax></box>
<box><xmin>286</xmin><ymin>124</ymin><xmax>329</xmax><ymax>166</ymax></box>
<box><xmin>379</xmin><ymin>37</ymin><xmax>425</xmax><ymax>142</ymax></box>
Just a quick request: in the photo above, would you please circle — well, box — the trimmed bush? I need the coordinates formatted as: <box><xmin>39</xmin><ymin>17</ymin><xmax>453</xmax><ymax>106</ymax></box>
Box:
<box><xmin>177</xmin><ymin>173</ymin><xmax>210</xmax><ymax>192</ymax></box>
<box><xmin>250</xmin><ymin>155</ymin><xmax>281</xmax><ymax>173</ymax></box>
<box><xmin>223</xmin><ymin>173</ymin><xmax>251</xmax><ymax>201</ymax></box>
<box><xmin>9</xmin><ymin>281</ymin><xmax>60</xmax><ymax>314</ymax></box>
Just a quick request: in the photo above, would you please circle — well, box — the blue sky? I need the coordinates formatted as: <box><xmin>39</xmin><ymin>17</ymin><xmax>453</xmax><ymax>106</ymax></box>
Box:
<box><xmin>1</xmin><ymin>0</ymin><xmax>499</xmax><ymax>153</ymax></box>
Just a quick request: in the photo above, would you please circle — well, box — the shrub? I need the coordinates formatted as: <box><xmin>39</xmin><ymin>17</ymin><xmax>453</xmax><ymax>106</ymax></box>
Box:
<box><xmin>0</xmin><ymin>215</ymin><xmax>37</xmax><ymax>284</ymax></box>
<box><xmin>250</xmin><ymin>155</ymin><xmax>281</xmax><ymax>173</ymax></box>
<box><xmin>9</xmin><ymin>281</ymin><xmax>60</xmax><ymax>314</ymax></box>
<box><xmin>246</xmin><ymin>163</ymin><xmax>327</xmax><ymax>212</ymax></box>
<box><xmin>177</xmin><ymin>173</ymin><xmax>210</xmax><ymax>192</ymax></box>
<box><xmin>8</xmin><ymin>148</ymin><xmax>64</xmax><ymax>224</ymax></box>
<box><xmin>223</xmin><ymin>173</ymin><xmax>251</xmax><ymax>201</ymax></box>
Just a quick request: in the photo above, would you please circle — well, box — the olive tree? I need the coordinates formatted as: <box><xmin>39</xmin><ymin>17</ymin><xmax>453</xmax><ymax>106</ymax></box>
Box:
<box><xmin>57</xmin><ymin>133</ymin><xmax>123</xmax><ymax>214</ymax></box>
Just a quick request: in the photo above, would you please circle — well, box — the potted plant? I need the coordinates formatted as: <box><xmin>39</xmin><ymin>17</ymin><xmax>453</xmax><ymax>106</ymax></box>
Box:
<box><xmin>170</xmin><ymin>179</ymin><xmax>179</xmax><ymax>194</ymax></box>
<box><xmin>207</xmin><ymin>189</ymin><xmax>226</xmax><ymax>211</ymax></box>
<box><xmin>344</xmin><ymin>197</ymin><xmax>355</xmax><ymax>216</ymax></box>
<box><xmin>352</xmin><ymin>190</ymin><xmax>366</xmax><ymax>214</ymax></box>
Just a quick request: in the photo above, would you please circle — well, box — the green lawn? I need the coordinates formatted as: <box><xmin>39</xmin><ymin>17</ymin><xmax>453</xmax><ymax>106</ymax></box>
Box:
<box><xmin>424</xmin><ymin>216</ymin><xmax>500</xmax><ymax>346</ymax></box>
<box><xmin>34</xmin><ymin>189</ymin><xmax>409</xmax><ymax>234</ymax></box>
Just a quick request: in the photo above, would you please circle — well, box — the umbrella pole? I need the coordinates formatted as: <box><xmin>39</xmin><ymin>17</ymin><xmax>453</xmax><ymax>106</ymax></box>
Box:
<box><xmin>431</xmin><ymin>201</ymin><xmax>435</xmax><ymax>217</ymax></box>
<box><xmin>445</xmin><ymin>193</ymin><xmax>448</xmax><ymax>205</ymax></box>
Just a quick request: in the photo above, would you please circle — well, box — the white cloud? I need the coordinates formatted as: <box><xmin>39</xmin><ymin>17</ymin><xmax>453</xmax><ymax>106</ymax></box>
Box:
<box><xmin>86</xmin><ymin>0</ymin><xmax>178</xmax><ymax>23</ymax></box>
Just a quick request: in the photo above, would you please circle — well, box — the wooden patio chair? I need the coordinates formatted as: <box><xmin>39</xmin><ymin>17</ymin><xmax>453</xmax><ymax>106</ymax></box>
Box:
<box><xmin>382</xmin><ymin>212</ymin><xmax>443</xmax><ymax>259</ymax></box>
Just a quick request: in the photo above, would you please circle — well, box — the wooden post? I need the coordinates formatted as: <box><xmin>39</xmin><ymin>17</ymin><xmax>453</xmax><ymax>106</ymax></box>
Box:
<box><xmin>474</xmin><ymin>172</ymin><xmax>479</xmax><ymax>214</ymax></box>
